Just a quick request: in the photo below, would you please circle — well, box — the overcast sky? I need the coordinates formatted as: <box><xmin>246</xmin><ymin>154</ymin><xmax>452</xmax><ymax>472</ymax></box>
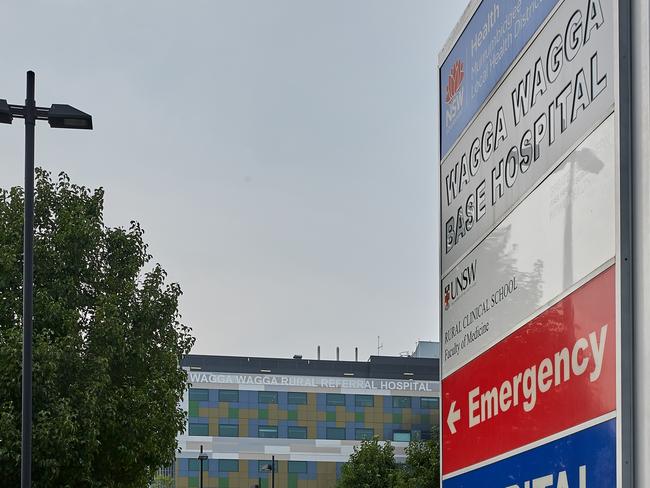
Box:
<box><xmin>0</xmin><ymin>0</ymin><xmax>466</xmax><ymax>361</ymax></box>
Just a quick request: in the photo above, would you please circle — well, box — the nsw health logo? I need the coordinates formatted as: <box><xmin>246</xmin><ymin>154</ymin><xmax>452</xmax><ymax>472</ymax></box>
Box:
<box><xmin>444</xmin><ymin>60</ymin><xmax>464</xmax><ymax>130</ymax></box>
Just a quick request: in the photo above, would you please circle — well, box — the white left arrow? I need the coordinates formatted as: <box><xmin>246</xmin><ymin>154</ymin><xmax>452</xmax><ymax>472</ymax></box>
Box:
<box><xmin>447</xmin><ymin>401</ymin><xmax>461</xmax><ymax>434</ymax></box>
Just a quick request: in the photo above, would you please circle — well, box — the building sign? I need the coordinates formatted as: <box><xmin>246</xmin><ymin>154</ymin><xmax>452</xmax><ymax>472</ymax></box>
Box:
<box><xmin>439</xmin><ymin>0</ymin><xmax>619</xmax><ymax>486</ymax></box>
<box><xmin>443</xmin><ymin>267</ymin><xmax>615</xmax><ymax>475</ymax></box>
<box><xmin>439</xmin><ymin>0</ymin><xmax>562</xmax><ymax>157</ymax></box>
<box><xmin>442</xmin><ymin>419</ymin><xmax>616</xmax><ymax>488</ymax></box>
<box><xmin>187</xmin><ymin>371</ymin><xmax>438</xmax><ymax>395</ymax></box>
<box><xmin>442</xmin><ymin>115</ymin><xmax>615</xmax><ymax>375</ymax></box>
<box><xmin>441</xmin><ymin>0</ymin><xmax>614</xmax><ymax>274</ymax></box>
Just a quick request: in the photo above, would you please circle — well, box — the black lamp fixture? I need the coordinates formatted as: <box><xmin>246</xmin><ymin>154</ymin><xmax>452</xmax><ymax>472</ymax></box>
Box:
<box><xmin>0</xmin><ymin>99</ymin><xmax>13</xmax><ymax>124</ymax></box>
<box><xmin>0</xmin><ymin>99</ymin><xmax>93</xmax><ymax>129</ymax></box>
<box><xmin>47</xmin><ymin>104</ymin><xmax>93</xmax><ymax>129</ymax></box>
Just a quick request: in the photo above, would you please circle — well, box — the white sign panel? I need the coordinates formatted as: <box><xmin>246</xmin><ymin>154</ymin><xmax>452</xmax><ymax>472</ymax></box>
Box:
<box><xmin>187</xmin><ymin>370</ymin><xmax>439</xmax><ymax>395</ymax></box>
<box><xmin>441</xmin><ymin>114</ymin><xmax>615</xmax><ymax>376</ymax></box>
<box><xmin>441</xmin><ymin>0</ymin><xmax>614</xmax><ymax>275</ymax></box>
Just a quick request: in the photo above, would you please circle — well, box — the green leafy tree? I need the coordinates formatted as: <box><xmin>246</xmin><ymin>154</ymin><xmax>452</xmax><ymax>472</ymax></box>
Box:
<box><xmin>0</xmin><ymin>169</ymin><xmax>194</xmax><ymax>487</ymax></box>
<box><xmin>337</xmin><ymin>431</ymin><xmax>441</xmax><ymax>488</ymax></box>
<box><xmin>337</xmin><ymin>437</ymin><xmax>401</xmax><ymax>488</ymax></box>
<box><xmin>397</xmin><ymin>430</ymin><xmax>440</xmax><ymax>488</ymax></box>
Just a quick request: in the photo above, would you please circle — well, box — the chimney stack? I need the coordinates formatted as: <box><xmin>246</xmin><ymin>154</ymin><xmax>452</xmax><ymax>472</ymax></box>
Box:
<box><xmin>355</xmin><ymin>347</ymin><xmax>359</xmax><ymax>362</ymax></box>
<box><xmin>317</xmin><ymin>345</ymin><xmax>321</xmax><ymax>360</ymax></box>
<box><xmin>336</xmin><ymin>347</ymin><xmax>340</xmax><ymax>361</ymax></box>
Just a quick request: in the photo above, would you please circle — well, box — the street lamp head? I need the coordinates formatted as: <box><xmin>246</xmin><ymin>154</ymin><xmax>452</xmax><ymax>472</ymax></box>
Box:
<box><xmin>260</xmin><ymin>464</ymin><xmax>273</xmax><ymax>472</ymax></box>
<box><xmin>47</xmin><ymin>104</ymin><xmax>92</xmax><ymax>130</ymax></box>
<box><xmin>198</xmin><ymin>454</ymin><xmax>208</xmax><ymax>461</ymax></box>
<box><xmin>0</xmin><ymin>99</ymin><xmax>13</xmax><ymax>124</ymax></box>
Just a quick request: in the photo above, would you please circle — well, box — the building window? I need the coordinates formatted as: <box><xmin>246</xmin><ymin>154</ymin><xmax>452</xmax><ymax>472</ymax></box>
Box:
<box><xmin>355</xmin><ymin>428</ymin><xmax>374</xmax><ymax>440</ymax></box>
<box><xmin>393</xmin><ymin>430</ymin><xmax>411</xmax><ymax>442</ymax></box>
<box><xmin>258</xmin><ymin>460</ymin><xmax>279</xmax><ymax>473</ymax></box>
<box><xmin>258</xmin><ymin>426</ymin><xmax>278</xmax><ymax>438</ymax></box>
<box><xmin>355</xmin><ymin>395</ymin><xmax>374</xmax><ymax>407</ymax></box>
<box><xmin>189</xmin><ymin>388</ymin><xmax>209</xmax><ymax>401</ymax></box>
<box><xmin>392</xmin><ymin>396</ymin><xmax>411</xmax><ymax>408</ymax></box>
<box><xmin>258</xmin><ymin>391</ymin><xmax>278</xmax><ymax>404</ymax></box>
<box><xmin>326</xmin><ymin>393</ymin><xmax>345</xmax><ymax>406</ymax></box>
<box><xmin>287</xmin><ymin>426</ymin><xmax>308</xmax><ymax>439</ymax></box>
<box><xmin>420</xmin><ymin>397</ymin><xmax>439</xmax><ymax>409</ymax></box>
<box><xmin>288</xmin><ymin>392</ymin><xmax>307</xmax><ymax>405</ymax></box>
<box><xmin>421</xmin><ymin>430</ymin><xmax>433</xmax><ymax>441</ymax></box>
<box><xmin>218</xmin><ymin>459</ymin><xmax>239</xmax><ymax>472</ymax></box>
<box><xmin>288</xmin><ymin>461</ymin><xmax>308</xmax><ymax>473</ymax></box>
<box><xmin>188</xmin><ymin>423</ymin><xmax>209</xmax><ymax>436</ymax></box>
<box><xmin>219</xmin><ymin>390</ymin><xmax>239</xmax><ymax>402</ymax></box>
<box><xmin>219</xmin><ymin>424</ymin><xmax>239</xmax><ymax>437</ymax></box>
<box><xmin>326</xmin><ymin>427</ymin><xmax>346</xmax><ymax>440</ymax></box>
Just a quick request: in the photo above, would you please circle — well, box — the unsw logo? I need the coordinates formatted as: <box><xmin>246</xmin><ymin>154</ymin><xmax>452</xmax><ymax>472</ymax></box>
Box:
<box><xmin>444</xmin><ymin>60</ymin><xmax>464</xmax><ymax>128</ymax></box>
<box><xmin>443</xmin><ymin>259</ymin><xmax>476</xmax><ymax>310</ymax></box>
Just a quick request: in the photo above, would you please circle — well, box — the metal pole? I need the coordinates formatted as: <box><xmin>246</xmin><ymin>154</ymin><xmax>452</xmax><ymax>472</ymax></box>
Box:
<box><xmin>21</xmin><ymin>70</ymin><xmax>35</xmax><ymax>488</ymax></box>
<box><xmin>629</xmin><ymin>1</ymin><xmax>650</xmax><ymax>486</ymax></box>
<box><xmin>199</xmin><ymin>445</ymin><xmax>204</xmax><ymax>488</ymax></box>
<box><xmin>271</xmin><ymin>455</ymin><xmax>275</xmax><ymax>488</ymax></box>
<box><xmin>617</xmin><ymin>0</ymin><xmax>650</xmax><ymax>486</ymax></box>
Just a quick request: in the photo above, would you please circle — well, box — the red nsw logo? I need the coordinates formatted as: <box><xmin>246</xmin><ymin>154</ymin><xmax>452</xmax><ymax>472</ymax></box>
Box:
<box><xmin>445</xmin><ymin>60</ymin><xmax>464</xmax><ymax>104</ymax></box>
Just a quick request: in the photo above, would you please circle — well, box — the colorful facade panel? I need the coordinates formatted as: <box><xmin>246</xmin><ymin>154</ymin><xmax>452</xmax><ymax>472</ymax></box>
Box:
<box><xmin>187</xmin><ymin>389</ymin><xmax>438</xmax><ymax>443</ymax></box>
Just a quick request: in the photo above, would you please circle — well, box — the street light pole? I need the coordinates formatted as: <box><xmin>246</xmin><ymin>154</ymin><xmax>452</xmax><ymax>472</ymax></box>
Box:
<box><xmin>21</xmin><ymin>69</ymin><xmax>35</xmax><ymax>488</ymax></box>
<box><xmin>0</xmin><ymin>71</ymin><xmax>93</xmax><ymax>488</ymax></box>
<box><xmin>260</xmin><ymin>456</ymin><xmax>275</xmax><ymax>488</ymax></box>
<box><xmin>198</xmin><ymin>445</ymin><xmax>208</xmax><ymax>488</ymax></box>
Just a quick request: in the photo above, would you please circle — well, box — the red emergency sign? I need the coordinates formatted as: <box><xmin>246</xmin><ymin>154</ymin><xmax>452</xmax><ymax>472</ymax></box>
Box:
<box><xmin>442</xmin><ymin>266</ymin><xmax>616</xmax><ymax>475</ymax></box>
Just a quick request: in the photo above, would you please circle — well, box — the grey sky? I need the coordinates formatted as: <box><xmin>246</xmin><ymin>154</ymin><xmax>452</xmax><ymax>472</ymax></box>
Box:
<box><xmin>1</xmin><ymin>1</ymin><xmax>466</xmax><ymax>360</ymax></box>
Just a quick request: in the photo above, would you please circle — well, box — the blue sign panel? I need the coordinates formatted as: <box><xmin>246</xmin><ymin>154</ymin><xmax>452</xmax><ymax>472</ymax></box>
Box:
<box><xmin>439</xmin><ymin>0</ymin><xmax>561</xmax><ymax>158</ymax></box>
<box><xmin>443</xmin><ymin>419</ymin><xmax>616</xmax><ymax>488</ymax></box>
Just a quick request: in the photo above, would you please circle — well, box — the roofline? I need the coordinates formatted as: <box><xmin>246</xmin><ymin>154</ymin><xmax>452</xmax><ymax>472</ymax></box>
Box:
<box><xmin>181</xmin><ymin>354</ymin><xmax>439</xmax><ymax>381</ymax></box>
